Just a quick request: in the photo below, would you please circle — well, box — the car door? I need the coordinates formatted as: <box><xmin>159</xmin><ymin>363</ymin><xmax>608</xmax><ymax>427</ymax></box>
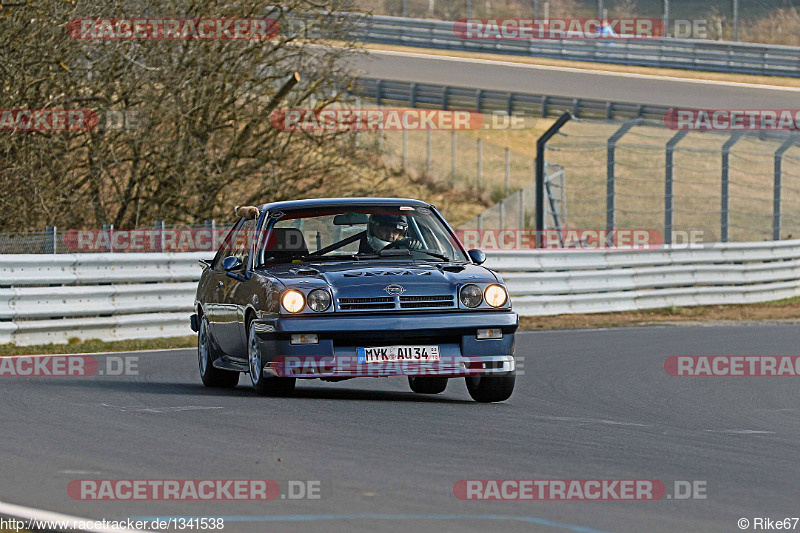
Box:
<box><xmin>216</xmin><ymin>217</ymin><xmax>257</xmax><ymax>357</ymax></box>
<box><xmin>204</xmin><ymin>219</ymin><xmax>242</xmax><ymax>353</ymax></box>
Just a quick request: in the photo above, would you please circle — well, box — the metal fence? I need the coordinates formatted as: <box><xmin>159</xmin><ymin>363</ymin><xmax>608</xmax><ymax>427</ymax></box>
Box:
<box><xmin>0</xmin><ymin>223</ymin><xmax>224</xmax><ymax>255</ymax></box>
<box><xmin>541</xmin><ymin>119</ymin><xmax>800</xmax><ymax>244</ymax></box>
<box><xmin>457</xmin><ymin>165</ymin><xmax>566</xmax><ymax>232</ymax></box>
<box><xmin>342</xmin><ymin>14</ymin><xmax>800</xmax><ymax>77</ymax></box>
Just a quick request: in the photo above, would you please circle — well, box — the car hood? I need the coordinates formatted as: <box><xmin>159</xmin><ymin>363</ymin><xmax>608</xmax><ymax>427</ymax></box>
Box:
<box><xmin>256</xmin><ymin>260</ymin><xmax>498</xmax><ymax>299</ymax></box>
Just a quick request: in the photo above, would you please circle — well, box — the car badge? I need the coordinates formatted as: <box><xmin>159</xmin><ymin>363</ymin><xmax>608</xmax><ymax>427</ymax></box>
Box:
<box><xmin>384</xmin><ymin>284</ymin><xmax>406</xmax><ymax>295</ymax></box>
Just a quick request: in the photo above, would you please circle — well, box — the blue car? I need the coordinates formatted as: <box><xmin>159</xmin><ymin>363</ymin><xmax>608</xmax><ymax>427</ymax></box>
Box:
<box><xmin>191</xmin><ymin>198</ymin><xmax>518</xmax><ymax>402</ymax></box>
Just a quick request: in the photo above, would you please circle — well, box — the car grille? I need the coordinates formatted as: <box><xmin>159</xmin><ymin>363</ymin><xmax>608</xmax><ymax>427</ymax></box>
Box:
<box><xmin>336</xmin><ymin>295</ymin><xmax>455</xmax><ymax>311</ymax></box>
<box><xmin>338</xmin><ymin>296</ymin><xmax>395</xmax><ymax>310</ymax></box>
<box><xmin>399</xmin><ymin>295</ymin><xmax>454</xmax><ymax>309</ymax></box>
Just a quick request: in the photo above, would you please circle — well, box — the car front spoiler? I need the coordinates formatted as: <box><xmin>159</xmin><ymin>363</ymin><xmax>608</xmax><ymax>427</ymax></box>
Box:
<box><xmin>251</xmin><ymin>310</ymin><xmax>518</xmax><ymax>379</ymax></box>
<box><xmin>262</xmin><ymin>354</ymin><xmax>515</xmax><ymax>379</ymax></box>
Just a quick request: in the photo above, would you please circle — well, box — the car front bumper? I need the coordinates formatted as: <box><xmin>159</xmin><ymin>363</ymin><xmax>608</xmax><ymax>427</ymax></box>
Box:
<box><xmin>251</xmin><ymin>311</ymin><xmax>518</xmax><ymax>379</ymax></box>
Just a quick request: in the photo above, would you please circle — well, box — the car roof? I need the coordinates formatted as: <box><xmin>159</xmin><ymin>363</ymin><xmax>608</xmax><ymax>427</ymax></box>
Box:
<box><xmin>257</xmin><ymin>197</ymin><xmax>433</xmax><ymax>211</ymax></box>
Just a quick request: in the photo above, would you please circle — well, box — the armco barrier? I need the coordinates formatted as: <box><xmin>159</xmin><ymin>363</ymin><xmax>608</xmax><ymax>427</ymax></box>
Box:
<box><xmin>0</xmin><ymin>253</ymin><xmax>211</xmax><ymax>346</ymax></box>
<box><xmin>347</xmin><ymin>15</ymin><xmax>800</xmax><ymax>78</ymax></box>
<box><xmin>487</xmin><ymin>239</ymin><xmax>800</xmax><ymax>316</ymax></box>
<box><xmin>351</xmin><ymin>78</ymin><xmax>672</xmax><ymax>122</ymax></box>
<box><xmin>9</xmin><ymin>313</ymin><xmax>193</xmax><ymax>346</ymax></box>
<box><xmin>0</xmin><ymin>242</ymin><xmax>798</xmax><ymax>345</ymax></box>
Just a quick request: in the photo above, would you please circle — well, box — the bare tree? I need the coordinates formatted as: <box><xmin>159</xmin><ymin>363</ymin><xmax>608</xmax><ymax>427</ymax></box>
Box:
<box><xmin>0</xmin><ymin>0</ymin><xmax>374</xmax><ymax>231</ymax></box>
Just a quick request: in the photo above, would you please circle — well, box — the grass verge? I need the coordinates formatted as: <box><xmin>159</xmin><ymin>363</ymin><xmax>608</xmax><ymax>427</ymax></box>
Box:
<box><xmin>0</xmin><ymin>336</ymin><xmax>196</xmax><ymax>356</ymax></box>
<box><xmin>519</xmin><ymin>297</ymin><xmax>800</xmax><ymax>330</ymax></box>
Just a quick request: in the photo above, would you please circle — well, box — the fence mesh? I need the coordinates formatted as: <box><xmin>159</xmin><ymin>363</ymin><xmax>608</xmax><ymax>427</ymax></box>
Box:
<box><xmin>543</xmin><ymin>119</ymin><xmax>800</xmax><ymax>243</ymax></box>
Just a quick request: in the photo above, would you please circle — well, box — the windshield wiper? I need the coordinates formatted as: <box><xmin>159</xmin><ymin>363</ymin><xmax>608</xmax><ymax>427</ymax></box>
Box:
<box><xmin>377</xmin><ymin>248</ymin><xmax>450</xmax><ymax>262</ymax></box>
<box><xmin>378</xmin><ymin>249</ymin><xmax>412</xmax><ymax>257</ymax></box>
<box><xmin>301</xmin><ymin>254</ymin><xmax>362</xmax><ymax>262</ymax></box>
<box><xmin>415</xmin><ymin>249</ymin><xmax>450</xmax><ymax>261</ymax></box>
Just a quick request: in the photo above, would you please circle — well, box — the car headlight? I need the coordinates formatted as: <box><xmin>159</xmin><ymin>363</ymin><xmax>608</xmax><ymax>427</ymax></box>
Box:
<box><xmin>307</xmin><ymin>289</ymin><xmax>331</xmax><ymax>312</ymax></box>
<box><xmin>460</xmin><ymin>284</ymin><xmax>483</xmax><ymax>308</ymax></box>
<box><xmin>485</xmin><ymin>285</ymin><xmax>508</xmax><ymax>307</ymax></box>
<box><xmin>282</xmin><ymin>290</ymin><xmax>305</xmax><ymax>313</ymax></box>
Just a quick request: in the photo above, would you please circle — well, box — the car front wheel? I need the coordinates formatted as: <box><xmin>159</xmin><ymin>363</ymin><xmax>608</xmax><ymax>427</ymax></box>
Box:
<box><xmin>198</xmin><ymin>316</ymin><xmax>239</xmax><ymax>388</ymax></box>
<box><xmin>248</xmin><ymin>323</ymin><xmax>295</xmax><ymax>396</ymax></box>
<box><xmin>465</xmin><ymin>373</ymin><xmax>515</xmax><ymax>403</ymax></box>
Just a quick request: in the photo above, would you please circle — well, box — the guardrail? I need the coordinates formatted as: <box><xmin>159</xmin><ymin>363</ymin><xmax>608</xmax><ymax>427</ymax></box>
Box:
<box><xmin>487</xmin><ymin>240</ymin><xmax>800</xmax><ymax>316</ymax></box>
<box><xmin>347</xmin><ymin>14</ymin><xmax>800</xmax><ymax>78</ymax></box>
<box><xmin>351</xmin><ymin>77</ymin><xmax>672</xmax><ymax>122</ymax></box>
<box><xmin>1</xmin><ymin>242</ymin><xmax>798</xmax><ymax>345</ymax></box>
<box><xmin>0</xmin><ymin>253</ymin><xmax>211</xmax><ymax>346</ymax></box>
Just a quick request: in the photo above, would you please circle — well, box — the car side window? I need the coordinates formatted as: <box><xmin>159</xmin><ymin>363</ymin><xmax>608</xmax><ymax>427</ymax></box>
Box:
<box><xmin>212</xmin><ymin>219</ymin><xmax>244</xmax><ymax>271</ymax></box>
<box><xmin>231</xmin><ymin>218</ymin><xmax>257</xmax><ymax>268</ymax></box>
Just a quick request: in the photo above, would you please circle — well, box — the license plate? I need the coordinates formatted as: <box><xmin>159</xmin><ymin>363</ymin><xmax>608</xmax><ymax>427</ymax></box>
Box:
<box><xmin>357</xmin><ymin>345</ymin><xmax>440</xmax><ymax>363</ymax></box>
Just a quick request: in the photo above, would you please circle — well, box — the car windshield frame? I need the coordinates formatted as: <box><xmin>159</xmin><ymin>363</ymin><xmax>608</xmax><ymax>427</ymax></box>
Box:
<box><xmin>252</xmin><ymin>204</ymin><xmax>470</xmax><ymax>267</ymax></box>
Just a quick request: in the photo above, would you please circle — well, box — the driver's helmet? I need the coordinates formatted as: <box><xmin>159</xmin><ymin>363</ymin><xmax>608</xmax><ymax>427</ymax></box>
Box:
<box><xmin>367</xmin><ymin>214</ymin><xmax>408</xmax><ymax>251</ymax></box>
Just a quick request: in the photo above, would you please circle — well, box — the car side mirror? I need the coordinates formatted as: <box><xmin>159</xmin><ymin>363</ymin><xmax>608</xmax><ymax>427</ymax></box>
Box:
<box><xmin>467</xmin><ymin>249</ymin><xmax>486</xmax><ymax>265</ymax></box>
<box><xmin>221</xmin><ymin>256</ymin><xmax>243</xmax><ymax>272</ymax></box>
<box><xmin>222</xmin><ymin>256</ymin><xmax>247</xmax><ymax>282</ymax></box>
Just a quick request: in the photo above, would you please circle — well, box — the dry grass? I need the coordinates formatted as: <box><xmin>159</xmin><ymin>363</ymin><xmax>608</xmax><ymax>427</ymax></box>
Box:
<box><xmin>519</xmin><ymin>297</ymin><xmax>800</xmax><ymax>330</ymax></box>
<box><xmin>741</xmin><ymin>7</ymin><xmax>800</xmax><ymax>46</ymax></box>
<box><xmin>0</xmin><ymin>336</ymin><xmax>197</xmax><ymax>356</ymax></box>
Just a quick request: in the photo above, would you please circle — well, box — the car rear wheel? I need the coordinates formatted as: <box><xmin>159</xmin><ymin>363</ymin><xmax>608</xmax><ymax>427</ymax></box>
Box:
<box><xmin>408</xmin><ymin>376</ymin><xmax>448</xmax><ymax>394</ymax></box>
<box><xmin>198</xmin><ymin>316</ymin><xmax>239</xmax><ymax>388</ymax></box>
<box><xmin>248</xmin><ymin>322</ymin><xmax>295</xmax><ymax>396</ymax></box>
<box><xmin>465</xmin><ymin>373</ymin><xmax>515</xmax><ymax>403</ymax></box>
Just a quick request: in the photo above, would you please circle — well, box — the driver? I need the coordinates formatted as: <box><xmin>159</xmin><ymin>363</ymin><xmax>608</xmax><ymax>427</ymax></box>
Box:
<box><xmin>363</xmin><ymin>214</ymin><xmax>423</xmax><ymax>252</ymax></box>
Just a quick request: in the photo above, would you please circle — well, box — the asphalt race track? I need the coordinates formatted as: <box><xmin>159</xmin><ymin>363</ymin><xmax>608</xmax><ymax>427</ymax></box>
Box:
<box><xmin>2</xmin><ymin>324</ymin><xmax>799</xmax><ymax>532</ymax></box>
<box><xmin>349</xmin><ymin>49</ymin><xmax>800</xmax><ymax>109</ymax></box>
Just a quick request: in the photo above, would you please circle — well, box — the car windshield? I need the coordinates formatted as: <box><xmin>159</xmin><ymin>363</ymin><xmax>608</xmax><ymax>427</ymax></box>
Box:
<box><xmin>254</xmin><ymin>205</ymin><xmax>469</xmax><ymax>266</ymax></box>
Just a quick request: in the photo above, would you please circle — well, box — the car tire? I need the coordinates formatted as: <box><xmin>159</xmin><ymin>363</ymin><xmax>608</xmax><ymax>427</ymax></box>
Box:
<box><xmin>408</xmin><ymin>376</ymin><xmax>448</xmax><ymax>394</ymax></box>
<box><xmin>465</xmin><ymin>372</ymin><xmax>515</xmax><ymax>403</ymax></box>
<box><xmin>198</xmin><ymin>316</ymin><xmax>239</xmax><ymax>388</ymax></box>
<box><xmin>248</xmin><ymin>321</ymin><xmax>295</xmax><ymax>397</ymax></box>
